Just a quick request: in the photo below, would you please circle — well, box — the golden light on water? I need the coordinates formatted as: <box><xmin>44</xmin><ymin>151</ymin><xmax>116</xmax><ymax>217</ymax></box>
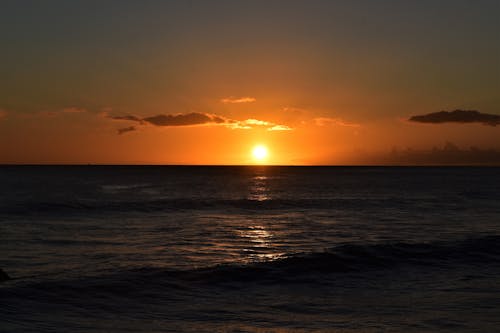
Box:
<box><xmin>252</xmin><ymin>145</ymin><xmax>268</xmax><ymax>162</ymax></box>
<box><xmin>237</xmin><ymin>224</ymin><xmax>284</xmax><ymax>262</ymax></box>
<box><xmin>248</xmin><ymin>175</ymin><xmax>270</xmax><ymax>201</ymax></box>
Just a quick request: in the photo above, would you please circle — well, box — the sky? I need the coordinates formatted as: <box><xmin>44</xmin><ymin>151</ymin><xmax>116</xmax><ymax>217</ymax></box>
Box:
<box><xmin>1</xmin><ymin>0</ymin><xmax>499</xmax><ymax>165</ymax></box>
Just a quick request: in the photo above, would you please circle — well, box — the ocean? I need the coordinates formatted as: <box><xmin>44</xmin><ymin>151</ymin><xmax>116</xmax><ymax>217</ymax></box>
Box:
<box><xmin>1</xmin><ymin>166</ymin><xmax>499</xmax><ymax>332</ymax></box>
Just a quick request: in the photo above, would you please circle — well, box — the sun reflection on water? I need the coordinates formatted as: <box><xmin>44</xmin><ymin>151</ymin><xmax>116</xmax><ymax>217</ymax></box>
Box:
<box><xmin>247</xmin><ymin>175</ymin><xmax>270</xmax><ymax>201</ymax></box>
<box><xmin>237</xmin><ymin>225</ymin><xmax>284</xmax><ymax>262</ymax></box>
<box><xmin>239</xmin><ymin>225</ymin><xmax>272</xmax><ymax>244</ymax></box>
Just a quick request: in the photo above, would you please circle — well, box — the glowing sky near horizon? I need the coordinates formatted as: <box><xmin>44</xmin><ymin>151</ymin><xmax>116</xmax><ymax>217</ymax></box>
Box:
<box><xmin>0</xmin><ymin>0</ymin><xmax>499</xmax><ymax>164</ymax></box>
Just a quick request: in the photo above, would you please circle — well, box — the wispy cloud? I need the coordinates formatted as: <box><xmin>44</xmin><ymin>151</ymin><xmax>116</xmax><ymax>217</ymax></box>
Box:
<box><xmin>220</xmin><ymin>97</ymin><xmax>256</xmax><ymax>104</ymax></box>
<box><xmin>268</xmin><ymin>125</ymin><xmax>292</xmax><ymax>131</ymax></box>
<box><xmin>109</xmin><ymin>114</ymin><xmax>144</xmax><ymax>122</ymax></box>
<box><xmin>409</xmin><ymin>110</ymin><xmax>500</xmax><ymax>127</ymax></box>
<box><xmin>314</xmin><ymin>117</ymin><xmax>360</xmax><ymax>127</ymax></box>
<box><xmin>227</xmin><ymin>118</ymin><xmax>292</xmax><ymax>131</ymax></box>
<box><xmin>117</xmin><ymin>126</ymin><xmax>136</xmax><ymax>135</ymax></box>
<box><xmin>240</xmin><ymin>119</ymin><xmax>273</xmax><ymax>126</ymax></box>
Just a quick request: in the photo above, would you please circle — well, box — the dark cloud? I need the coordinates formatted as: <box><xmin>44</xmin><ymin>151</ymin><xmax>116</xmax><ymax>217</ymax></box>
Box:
<box><xmin>108</xmin><ymin>112</ymin><xmax>292</xmax><ymax>131</ymax></box>
<box><xmin>117</xmin><ymin>126</ymin><xmax>136</xmax><ymax>135</ymax></box>
<box><xmin>109</xmin><ymin>115</ymin><xmax>143</xmax><ymax>122</ymax></box>
<box><xmin>409</xmin><ymin>110</ymin><xmax>500</xmax><ymax>126</ymax></box>
<box><xmin>110</xmin><ymin>112</ymin><xmax>226</xmax><ymax>127</ymax></box>
<box><xmin>143</xmin><ymin>113</ymin><xmax>225</xmax><ymax>126</ymax></box>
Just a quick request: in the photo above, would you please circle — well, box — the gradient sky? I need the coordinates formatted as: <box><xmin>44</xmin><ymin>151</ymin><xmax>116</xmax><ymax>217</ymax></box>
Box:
<box><xmin>1</xmin><ymin>0</ymin><xmax>499</xmax><ymax>164</ymax></box>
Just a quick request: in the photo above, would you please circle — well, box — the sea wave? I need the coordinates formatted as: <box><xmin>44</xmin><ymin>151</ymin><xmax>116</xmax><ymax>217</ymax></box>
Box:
<box><xmin>3</xmin><ymin>235</ymin><xmax>499</xmax><ymax>293</ymax></box>
<box><xmin>0</xmin><ymin>197</ymin><xmax>422</xmax><ymax>215</ymax></box>
<box><xmin>166</xmin><ymin>235</ymin><xmax>500</xmax><ymax>283</ymax></box>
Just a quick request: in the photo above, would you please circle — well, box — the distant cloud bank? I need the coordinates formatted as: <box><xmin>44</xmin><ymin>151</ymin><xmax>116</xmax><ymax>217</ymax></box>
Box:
<box><xmin>409</xmin><ymin>110</ymin><xmax>500</xmax><ymax>126</ymax></box>
<box><xmin>384</xmin><ymin>142</ymin><xmax>500</xmax><ymax>165</ymax></box>
<box><xmin>348</xmin><ymin>142</ymin><xmax>500</xmax><ymax>166</ymax></box>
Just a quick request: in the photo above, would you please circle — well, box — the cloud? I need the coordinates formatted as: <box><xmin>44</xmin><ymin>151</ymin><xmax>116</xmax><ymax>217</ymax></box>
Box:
<box><xmin>108</xmin><ymin>112</ymin><xmax>292</xmax><ymax>133</ymax></box>
<box><xmin>345</xmin><ymin>142</ymin><xmax>500</xmax><ymax>166</ymax></box>
<box><xmin>226</xmin><ymin>118</ymin><xmax>292</xmax><ymax>131</ymax></box>
<box><xmin>0</xmin><ymin>109</ymin><xmax>7</xmax><ymax>119</ymax></box>
<box><xmin>109</xmin><ymin>114</ymin><xmax>143</xmax><ymax>122</ymax></box>
<box><xmin>409</xmin><ymin>110</ymin><xmax>500</xmax><ymax>127</ymax></box>
<box><xmin>314</xmin><ymin>117</ymin><xmax>360</xmax><ymax>127</ymax></box>
<box><xmin>117</xmin><ymin>126</ymin><xmax>136</xmax><ymax>135</ymax></box>
<box><xmin>109</xmin><ymin>112</ymin><xmax>224</xmax><ymax>126</ymax></box>
<box><xmin>268</xmin><ymin>125</ymin><xmax>292</xmax><ymax>131</ymax></box>
<box><xmin>220</xmin><ymin>97</ymin><xmax>256</xmax><ymax>104</ymax></box>
<box><xmin>240</xmin><ymin>119</ymin><xmax>273</xmax><ymax>126</ymax></box>
<box><xmin>143</xmin><ymin>113</ymin><xmax>226</xmax><ymax>126</ymax></box>
<box><xmin>383</xmin><ymin>142</ymin><xmax>500</xmax><ymax>165</ymax></box>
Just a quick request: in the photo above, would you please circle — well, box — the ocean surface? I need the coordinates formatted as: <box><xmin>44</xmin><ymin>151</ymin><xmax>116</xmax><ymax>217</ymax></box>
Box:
<box><xmin>1</xmin><ymin>166</ymin><xmax>499</xmax><ymax>332</ymax></box>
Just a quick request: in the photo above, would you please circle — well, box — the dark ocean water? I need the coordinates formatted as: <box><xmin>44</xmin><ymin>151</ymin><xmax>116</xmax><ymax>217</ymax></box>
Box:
<box><xmin>1</xmin><ymin>166</ymin><xmax>499</xmax><ymax>332</ymax></box>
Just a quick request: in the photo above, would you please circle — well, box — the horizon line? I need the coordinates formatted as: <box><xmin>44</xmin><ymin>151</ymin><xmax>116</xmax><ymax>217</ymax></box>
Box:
<box><xmin>1</xmin><ymin>163</ymin><xmax>499</xmax><ymax>167</ymax></box>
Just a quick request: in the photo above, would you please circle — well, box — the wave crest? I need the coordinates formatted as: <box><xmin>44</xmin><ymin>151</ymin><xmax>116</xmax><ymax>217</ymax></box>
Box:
<box><xmin>5</xmin><ymin>236</ymin><xmax>498</xmax><ymax>293</ymax></box>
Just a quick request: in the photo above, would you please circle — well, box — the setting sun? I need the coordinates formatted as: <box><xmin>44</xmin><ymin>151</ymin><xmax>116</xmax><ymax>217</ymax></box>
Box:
<box><xmin>252</xmin><ymin>145</ymin><xmax>268</xmax><ymax>162</ymax></box>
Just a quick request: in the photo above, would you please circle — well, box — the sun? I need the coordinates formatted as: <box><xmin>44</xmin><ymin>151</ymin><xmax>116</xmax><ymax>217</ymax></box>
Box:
<box><xmin>252</xmin><ymin>145</ymin><xmax>268</xmax><ymax>162</ymax></box>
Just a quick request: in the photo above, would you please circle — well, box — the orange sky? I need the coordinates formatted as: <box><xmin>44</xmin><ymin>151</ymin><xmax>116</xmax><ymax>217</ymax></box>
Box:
<box><xmin>1</xmin><ymin>1</ymin><xmax>499</xmax><ymax>165</ymax></box>
<box><xmin>1</xmin><ymin>104</ymin><xmax>498</xmax><ymax>165</ymax></box>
